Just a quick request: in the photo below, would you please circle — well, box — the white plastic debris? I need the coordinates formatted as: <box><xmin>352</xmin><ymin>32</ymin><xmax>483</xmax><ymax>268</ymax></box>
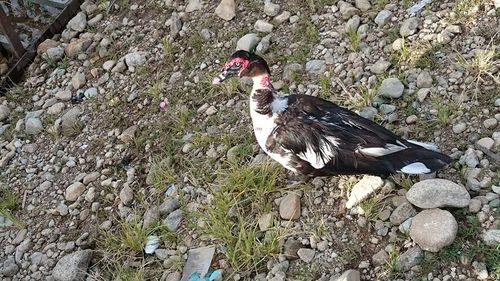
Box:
<box><xmin>165</xmin><ymin>184</ymin><xmax>177</xmax><ymax>197</ymax></box>
<box><xmin>144</xmin><ymin>235</ymin><xmax>160</xmax><ymax>254</ymax></box>
<box><xmin>407</xmin><ymin>0</ymin><xmax>432</xmax><ymax>16</ymax></box>
<box><xmin>181</xmin><ymin>246</ymin><xmax>216</xmax><ymax>281</ymax></box>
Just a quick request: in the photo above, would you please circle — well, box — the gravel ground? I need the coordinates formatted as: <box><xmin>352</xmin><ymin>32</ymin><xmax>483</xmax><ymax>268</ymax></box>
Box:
<box><xmin>0</xmin><ymin>0</ymin><xmax>499</xmax><ymax>281</ymax></box>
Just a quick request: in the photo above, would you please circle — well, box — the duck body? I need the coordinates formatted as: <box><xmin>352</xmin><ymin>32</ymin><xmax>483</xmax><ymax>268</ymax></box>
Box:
<box><xmin>214</xmin><ymin>50</ymin><xmax>452</xmax><ymax>177</ymax></box>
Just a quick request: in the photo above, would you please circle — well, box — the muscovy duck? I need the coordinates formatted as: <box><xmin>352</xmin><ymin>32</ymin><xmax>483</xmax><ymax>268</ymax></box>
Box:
<box><xmin>212</xmin><ymin>50</ymin><xmax>452</xmax><ymax>177</ymax></box>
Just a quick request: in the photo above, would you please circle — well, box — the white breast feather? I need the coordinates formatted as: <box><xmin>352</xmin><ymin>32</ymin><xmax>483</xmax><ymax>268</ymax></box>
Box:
<box><xmin>249</xmin><ymin>87</ymin><xmax>296</xmax><ymax>172</ymax></box>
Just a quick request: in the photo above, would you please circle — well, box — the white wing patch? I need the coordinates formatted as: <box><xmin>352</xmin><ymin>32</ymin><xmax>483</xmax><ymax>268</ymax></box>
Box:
<box><xmin>297</xmin><ymin>136</ymin><xmax>339</xmax><ymax>169</ymax></box>
<box><xmin>358</xmin><ymin>143</ymin><xmax>406</xmax><ymax>157</ymax></box>
<box><xmin>408</xmin><ymin>140</ymin><xmax>439</xmax><ymax>151</ymax></box>
<box><xmin>271</xmin><ymin>97</ymin><xmax>288</xmax><ymax>113</ymax></box>
<box><xmin>400</xmin><ymin>162</ymin><xmax>431</xmax><ymax>174</ymax></box>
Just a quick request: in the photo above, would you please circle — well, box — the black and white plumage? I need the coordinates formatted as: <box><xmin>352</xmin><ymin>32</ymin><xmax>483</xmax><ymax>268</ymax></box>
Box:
<box><xmin>213</xmin><ymin>51</ymin><xmax>452</xmax><ymax>177</ymax></box>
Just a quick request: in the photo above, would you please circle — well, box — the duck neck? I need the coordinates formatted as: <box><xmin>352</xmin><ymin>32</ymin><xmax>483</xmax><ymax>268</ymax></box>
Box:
<box><xmin>252</xmin><ymin>74</ymin><xmax>273</xmax><ymax>90</ymax></box>
<box><xmin>250</xmin><ymin>74</ymin><xmax>275</xmax><ymax>116</ymax></box>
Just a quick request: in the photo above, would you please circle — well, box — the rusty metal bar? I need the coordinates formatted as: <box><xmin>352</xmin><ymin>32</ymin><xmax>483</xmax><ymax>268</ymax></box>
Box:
<box><xmin>0</xmin><ymin>6</ymin><xmax>26</xmax><ymax>58</ymax></box>
<box><xmin>0</xmin><ymin>0</ymin><xmax>84</xmax><ymax>94</ymax></box>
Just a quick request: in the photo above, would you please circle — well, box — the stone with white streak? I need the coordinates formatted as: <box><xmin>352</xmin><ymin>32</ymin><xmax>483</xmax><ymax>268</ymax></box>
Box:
<box><xmin>482</xmin><ymin>229</ymin><xmax>500</xmax><ymax>246</ymax></box>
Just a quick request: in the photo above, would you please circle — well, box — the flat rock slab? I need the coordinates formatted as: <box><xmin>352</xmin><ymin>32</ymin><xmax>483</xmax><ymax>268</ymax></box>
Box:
<box><xmin>407</xmin><ymin>179</ymin><xmax>470</xmax><ymax>208</ymax></box>
<box><xmin>346</xmin><ymin>175</ymin><xmax>384</xmax><ymax>208</ymax></box>
<box><xmin>52</xmin><ymin>250</ymin><xmax>93</xmax><ymax>281</ymax></box>
<box><xmin>181</xmin><ymin>246</ymin><xmax>215</xmax><ymax>281</ymax></box>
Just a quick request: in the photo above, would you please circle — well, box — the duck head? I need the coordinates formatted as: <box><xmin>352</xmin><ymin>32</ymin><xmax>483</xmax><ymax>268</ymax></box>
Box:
<box><xmin>212</xmin><ymin>50</ymin><xmax>271</xmax><ymax>84</ymax></box>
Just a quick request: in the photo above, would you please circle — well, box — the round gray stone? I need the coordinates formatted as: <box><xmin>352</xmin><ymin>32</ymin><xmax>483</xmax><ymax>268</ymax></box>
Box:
<box><xmin>236</xmin><ymin>33</ymin><xmax>261</xmax><ymax>52</ymax></box>
<box><xmin>374</xmin><ymin>10</ymin><xmax>392</xmax><ymax>27</ymax></box>
<box><xmin>124</xmin><ymin>52</ymin><xmax>147</xmax><ymax>68</ymax></box>
<box><xmin>283</xmin><ymin>63</ymin><xmax>303</xmax><ymax>81</ymax></box>
<box><xmin>410</xmin><ymin>209</ymin><xmax>458</xmax><ymax>252</ymax></box>
<box><xmin>264</xmin><ymin>1</ymin><xmax>280</xmax><ymax>17</ymax></box>
<box><xmin>378</xmin><ymin>77</ymin><xmax>404</xmax><ymax>98</ymax></box>
<box><xmin>400</xmin><ymin>17</ymin><xmax>419</xmax><ymax>37</ymax></box>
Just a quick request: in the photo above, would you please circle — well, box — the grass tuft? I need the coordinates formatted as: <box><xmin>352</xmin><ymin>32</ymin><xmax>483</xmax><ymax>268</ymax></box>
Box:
<box><xmin>384</xmin><ymin>248</ymin><xmax>403</xmax><ymax>279</ymax></box>
<box><xmin>431</xmin><ymin>96</ymin><xmax>458</xmax><ymax>126</ymax></box>
<box><xmin>200</xmin><ymin>161</ymin><xmax>285</xmax><ymax>272</ymax></box>
<box><xmin>146</xmin><ymin>157</ymin><xmax>176</xmax><ymax>190</ymax></box>
<box><xmin>452</xmin><ymin>0</ymin><xmax>488</xmax><ymax>24</ymax></box>
<box><xmin>456</xmin><ymin>44</ymin><xmax>500</xmax><ymax>92</ymax></box>
<box><xmin>0</xmin><ymin>187</ymin><xmax>25</xmax><ymax>228</ymax></box>
<box><xmin>144</xmin><ymin>80</ymin><xmax>163</xmax><ymax>104</ymax></box>
<box><xmin>346</xmin><ymin>27</ymin><xmax>361</xmax><ymax>52</ymax></box>
<box><xmin>342</xmin><ymin>84</ymin><xmax>378</xmax><ymax>112</ymax></box>
<box><xmin>162</xmin><ymin>37</ymin><xmax>175</xmax><ymax>61</ymax></box>
<box><xmin>359</xmin><ymin>196</ymin><xmax>385</xmax><ymax>221</ymax></box>
<box><xmin>100</xmin><ymin>217</ymin><xmax>151</xmax><ymax>254</ymax></box>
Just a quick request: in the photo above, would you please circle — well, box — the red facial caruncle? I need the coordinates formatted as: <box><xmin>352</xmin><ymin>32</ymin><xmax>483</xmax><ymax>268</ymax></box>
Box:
<box><xmin>224</xmin><ymin>57</ymin><xmax>250</xmax><ymax>76</ymax></box>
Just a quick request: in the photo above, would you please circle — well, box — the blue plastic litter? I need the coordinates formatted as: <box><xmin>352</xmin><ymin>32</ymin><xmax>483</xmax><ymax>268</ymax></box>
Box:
<box><xmin>188</xmin><ymin>270</ymin><xmax>222</xmax><ymax>281</ymax></box>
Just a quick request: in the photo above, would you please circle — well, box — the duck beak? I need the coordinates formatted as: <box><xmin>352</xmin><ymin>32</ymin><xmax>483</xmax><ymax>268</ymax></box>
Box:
<box><xmin>212</xmin><ymin>65</ymin><xmax>240</xmax><ymax>85</ymax></box>
<box><xmin>212</xmin><ymin>71</ymin><xmax>228</xmax><ymax>85</ymax></box>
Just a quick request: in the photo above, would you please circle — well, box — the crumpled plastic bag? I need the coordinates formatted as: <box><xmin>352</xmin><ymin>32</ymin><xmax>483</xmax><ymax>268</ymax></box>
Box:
<box><xmin>188</xmin><ymin>270</ymin><xmax>222</xmax><ymax>281</ymax></box>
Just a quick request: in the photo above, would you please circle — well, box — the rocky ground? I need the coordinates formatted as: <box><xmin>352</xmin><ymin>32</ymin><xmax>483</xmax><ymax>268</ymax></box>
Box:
<box><xmin>0</xmin><ymin>0</ymin><xmax>499</xmax><ymax>280</ymax></box>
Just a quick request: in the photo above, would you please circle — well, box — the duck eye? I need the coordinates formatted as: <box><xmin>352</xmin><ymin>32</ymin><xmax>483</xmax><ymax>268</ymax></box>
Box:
<box><xmin>234</xmin><ymin>62</ymin><xmax>241</xmax><ymax>67</ymax></box>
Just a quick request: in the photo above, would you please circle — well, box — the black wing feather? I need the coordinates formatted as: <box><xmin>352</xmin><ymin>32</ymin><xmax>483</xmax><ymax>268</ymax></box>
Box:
<box><xmin>267</xmin><ymin>95</ymin><xmax>450</xmax><ymax>176</ymax></box>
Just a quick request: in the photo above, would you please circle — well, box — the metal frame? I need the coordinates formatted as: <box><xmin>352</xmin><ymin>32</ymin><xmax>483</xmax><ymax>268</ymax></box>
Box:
<box><xmin>0</xmin><ymin>0</ymin><xmax>83</xmax><ymax>94</ymax></box>
<box><xmin>0</xmin><ymin>7</ymin><xmax>26</xmax><ymax>58</ymax></box>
